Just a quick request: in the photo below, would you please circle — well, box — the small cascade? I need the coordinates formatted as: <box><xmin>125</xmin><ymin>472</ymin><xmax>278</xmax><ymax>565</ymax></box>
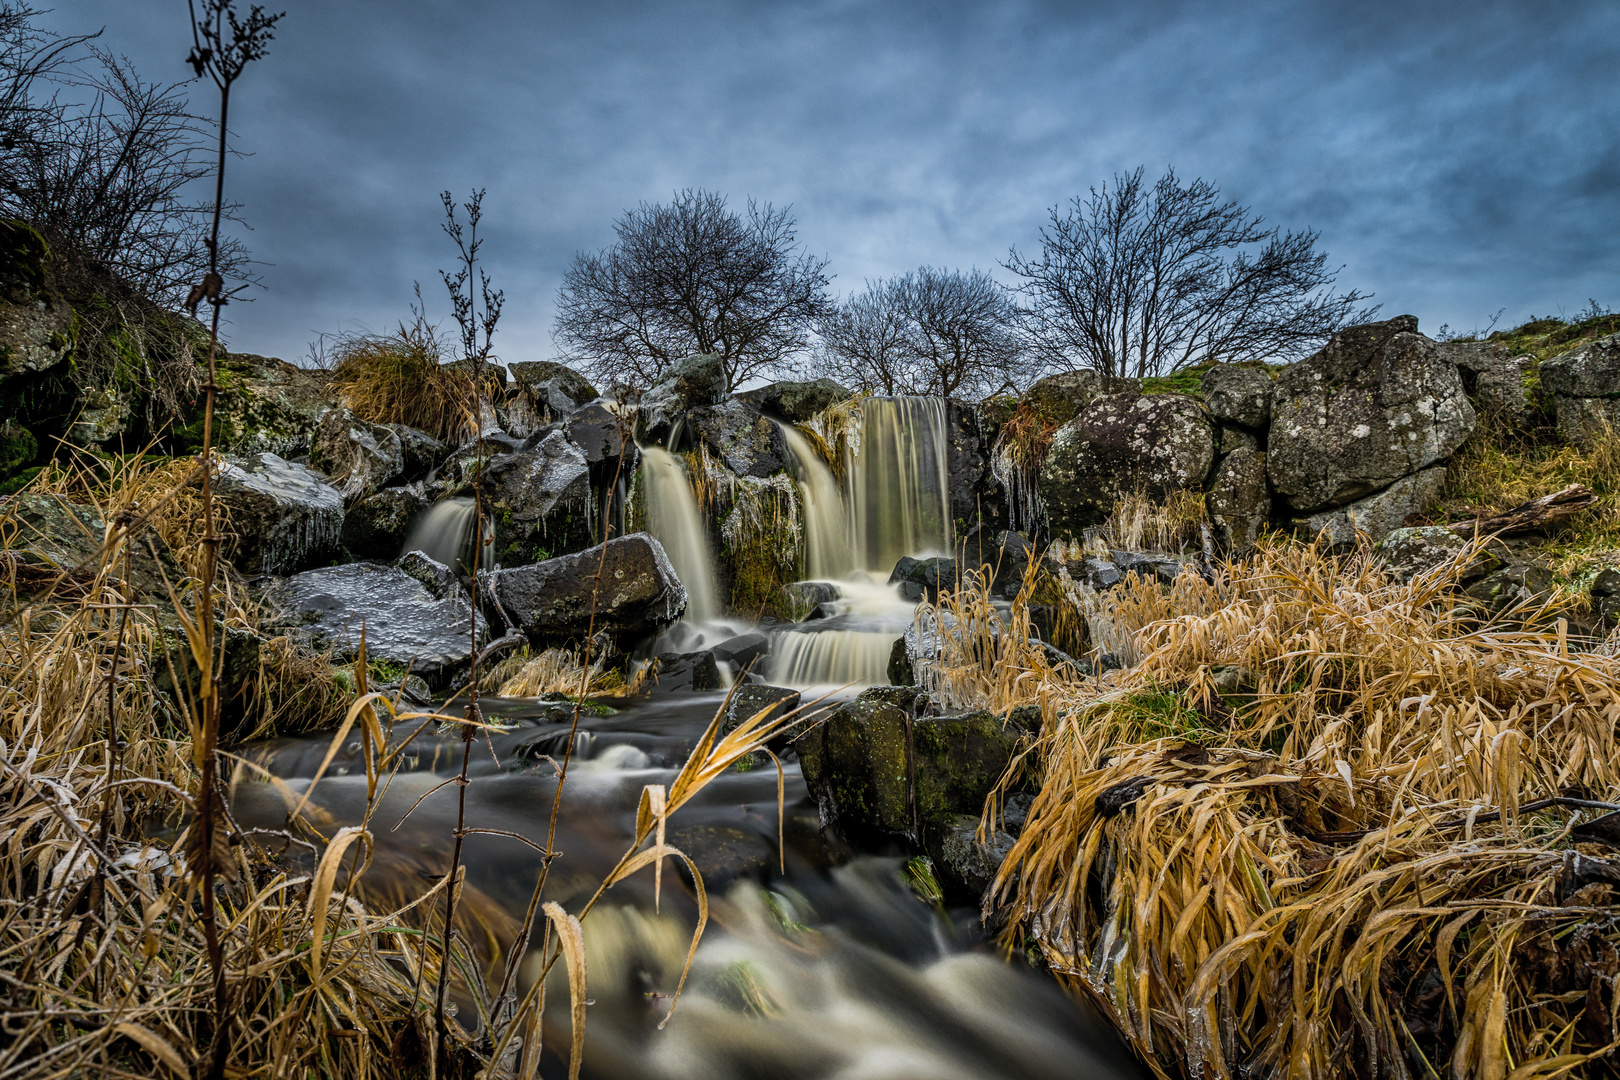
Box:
<box><xmin>775</xmin><ymin>421</ymin><xmax>853</xmax><ymax>580</ymax></box>
<box><xmin>771</xmin><ymin>625</ymin><xmax>895</xmax><ymax>689</ymax></box>
<box><xmin>400</xmin><ymin>496</ymin><xmax>493</xmax><ymax>574</ymax></box>
<box><xmin>847</xmin><ymin>396</ymin><xmax>953</xmax><ymax>572</ymax></box>
<box><xmin>638</xmin><ymin>446</ymin><xmax>746</xmax><ymax>654</ymax></box>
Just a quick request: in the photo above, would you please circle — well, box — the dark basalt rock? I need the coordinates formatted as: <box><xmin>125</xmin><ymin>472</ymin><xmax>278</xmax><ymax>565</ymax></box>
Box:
<box><xmin>309</xmin><ymin>407</ymin><xmax>405</xmax><ymax>503</ymax></box>
<box><xmin>1267</xmin><ymin>316</ymin><xmax>1475</xmax><ymax>513</ymax></box>
<box><xmin>681</xmin><ymin>398</ymin><xmax>788</xmax><ymax>478</ymax></box>
<box><xmin>481</xmin><ymin>532</ymin><xmax>686</xmax><ymax>650</ymax></box>
<box><xmin>650</xmin><ymin>650</ymin><xmax>723</xmax><ymax>692</ymax></box>
<box><xmin>639</xmin><ymin>354</ymin><xmax>727</xmax><ymax>442</ymax></box>
<box><xmin>509</xmin><ymin>361</ymin><xmax>598</xmax><ymax>424</ymax></box>
<box><xmin>888</xmin><ymin>555</ymin><xmax>961</xmax><ymax>601</ymax></box>
<box><xmin>711</xmin><ymin>631</ymin><xmax>770</xmax><ymax>672</ymax></box>
<box><xmin>213</xmin><ymin>452</ymin><xmax>345</xmax><ymax>575</ymax></box>
<box><xmin>342</xmin><ymin>485</ymin><xmax>430</xmax><ymax>560</ymax></box>
<box><xmin>479</xmin><ymin>429</ymin><xmax>594</xmax><ymax>565</ymax></box>
<box><xmin>735</xmin><ymin>378</ymin><xmax>851</xmax><ymax>422</ymax></box>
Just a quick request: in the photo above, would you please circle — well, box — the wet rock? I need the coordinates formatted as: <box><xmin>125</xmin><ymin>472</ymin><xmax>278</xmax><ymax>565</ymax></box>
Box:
<box><xmin>944</xmin><ymin>400</ymin><xmax>1005</xmax><ymax>536</ymax></box>
<box><xmin>509</xmin><ymin>361</ymin><xmax>598</xmax><ymax>424</ymax></box>
<box><xmin>712</xmin><ymin>631</ymin><xmax>770</xmax><ymax>672</ymax></box>
<box><xmin>267</xmin><ymin>562</ymin><xmax>486</xmax><ymax>690</ymax></box>
<box><xmin>1112</xmin><ymin>550</ymin><xmax>1200</xmax><ymax>584</ymax></box>
<box><xmin>214</xmin><ymin>452</ymin><xmax>344</xmax><ymax>575</ymax></box>
<box><xmin>1022</xmin><ymin>370</ymin><xmax>1105</xmax><ymax>425</ymax></box>
<box><xmin>682</xmin><ymin>398</ymin><xmax>788</xmax><ymax>478</ymax></box>
<box><xmin>735</xmin><ymin>378</ymin><xmax>851</xmax><ymax>422</ymax></box>
<box><xmin>796</xmin><ymin>701</ymin><xmax>1020</xmax><ymax>843</ymax></box>
<box><xmin>961</xmin><ymin>530</ymin><xmax>1032</xmax><ymax>599</ymax></box>
<box><xmin>390</xmin><ymin>424</ymin><xmax>452</xmax><ymax>480</ymax></box>
<box><xmin>1039</xmin><ymin>392</ymin><xmax>1216</xmax><ymax>534</ymax></box>
<box><xmin>480</xmin><ymin>429</ymin><xmax>594</xmax><ymax>566</ymax></box>
<box><xmin>785</xmin><ymin>580</ymin><xmax>839</xmax><ymax>611</ymax></box>
<box><xmin>308</xmin><ymin>407</ymin><xmax>405</xmax><ymax>502</ymax></box>
<box><xmin>1206</xmin><ymin>448</ymin><xmax>1270</xmax><ymax>552</ymax></box>
<box><xmin>1376</xmin><ymin>525</ymin><xmax>1501</xmax><ymax>583</ymax></box>
<box><xmin>887</xmin><ymin>636</ymin><xmax>915</xmax><ymax>686</ymax></box>
<box><xmin>481</xmin><ymin>532</ymin><xmax>686</xmax><ymax>650</ymax></box>
<box><xmin>1291</xmin><ymin>466</ymin><xmax>1447</xmax><ymax>546</ymax></box>
<box><xmin>723</xmin><ymin>684</ymin><xmax>801</xmax><ymax>765</ymax></box>
<box><xmin>889</xmin><ymin>555</ymin><xmax>961</xmax><ymax>601</ymax></box>
<box><xmin>650</xmin><ymin>650</ymin><xmax>722</xmax><ymax>692</ymax></box>
<box><xmin>1267</xmin><ymin>316</ymin><xmax>1475</xmax><ymax>513</ymax></box>
<box><xmin>2</xmin><ymin>491</ymin><xmax>184</xmax><ymax>598</ymax></box>
<box><xmin>197</xmin><ymin>353</ymin><xmax>332</xmax><ymax>458</ymax></box>
<box><xmin>1045</xmin><ymin>551</ymin><xmax>1124</xmax><ymax>591</ymax></box>
<box><xmin>342</xmin><ymin>485</ymin><xmax>429</xmax><ymax>560</ymax></box>
<box><xmin>639</xmin><ymin>354</ymin><xmax>726</xmax><ymax>442</ymax></box>
<box><xmin>930</xmin><ymin>814</ymin><xmax>1016</xmax><ymax>899</ymax></box>
<box><xmin>395</xmin><ymin>550</ymin><xmax>460</xmax><ymax>598</ymax></box>
<box><xmin>1439</xmin><ymin>341</ymin><xmax>1534</xmax><ymax>425</ymax></box>
<box><xmin>1201</xmin><ymin>363</ymin><xmax>1274</xmax><ymax>429</ymax></box>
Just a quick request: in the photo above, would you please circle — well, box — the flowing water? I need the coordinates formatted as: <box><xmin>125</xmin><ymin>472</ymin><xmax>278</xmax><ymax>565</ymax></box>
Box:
<box><xmin>637</xmin><ymin>447</ymin><xmax>749</xmax><ymax>654</ymax></box>
<box><xmin>846</xmin><ymin>396</ymin><xmax>953</xmax><ymax>573</ymax></box>
<box><xmin>401</xmin><ymin>495</ymin><xmax>494</xmax><ymax>573</ymax></box>
<box><xmin>235</xmin><ymin>695</ymin><xmax>1142</xmax><ymax>1079</ymax></box>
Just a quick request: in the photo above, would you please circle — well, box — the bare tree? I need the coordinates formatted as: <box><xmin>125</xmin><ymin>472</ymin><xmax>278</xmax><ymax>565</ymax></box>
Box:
<box><xmin>553</xmin><ymin>188</ymin><xmax>832</xmax><ymax>392</ymax></box>
<box><xmin>1004</xmin><ymin>167</ymin><xmax>1376</xmax><ymax>381</ymax></box>
<box><xmin>0</xmin><ymin>4</ymin><xmax>247</xmax><ymax>304</ymax></box>
<box><xmin>816</xmin><ymin>266</ymin><xmax>1032</xmax><ymax>399</ymax></box>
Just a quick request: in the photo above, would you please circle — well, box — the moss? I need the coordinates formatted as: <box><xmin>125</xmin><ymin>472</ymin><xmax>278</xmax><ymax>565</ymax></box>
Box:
<box><xmin>0</xmin><ymin>421</ymin><xmax>38</xmax><ymax>478</ymax></box>
<box><xmin>1488</xmin><ymin>310</ymin><xmax>1620</xmax><ymax>363</ymax></box>
<box><xmin>1116</xmin><ymin>687</ymin><xmax>1221</xmax><ymax>742</ymax></box>
<box><xmin>1140</xmin><ymin>362</ymin><xmax>1214</xmax><ymax>397</ymax></box>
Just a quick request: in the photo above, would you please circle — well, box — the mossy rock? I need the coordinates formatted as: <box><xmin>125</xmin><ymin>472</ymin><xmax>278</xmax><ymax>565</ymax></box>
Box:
<box><xmin>0</xmin><ymin>220</ymin><xmax>51</xmax><ymax>301</ymax></box>
<box><xmin>0</xmin><ymin>421</ymin><xmax>38</xmax><ymax>479</ymax></box>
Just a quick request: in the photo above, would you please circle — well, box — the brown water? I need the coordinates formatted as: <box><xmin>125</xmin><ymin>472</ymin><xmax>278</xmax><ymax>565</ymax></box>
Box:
<box><xmin>234</xmin><ymin>691</ymin><xmax>1143</xmax><ymax>1080</ymax></box>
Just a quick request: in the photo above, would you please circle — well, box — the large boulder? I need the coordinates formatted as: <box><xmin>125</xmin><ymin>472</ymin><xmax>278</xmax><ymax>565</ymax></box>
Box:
<box><xmin>509</xmin><ymin>361</ymin><xmax>598</xmax><ymax>424</ymax></box>
<box><xmin>213</xmin><ymin>452</ymin><xmax>344</xmax><ymax>575</ymax></box>
<box><xmin>308</xmin><ymin>407</ymin><xmax>405</xmax><ymax>502</ymax></box>
<box><xmin>0</xmin><ymin>221</ymin><xmax>73</xmax><ymax>381</ymax></box>
<box><xmin>480</xmin><ymin>429</ymin><xmax>594</xmax><ymax>565</ymax></box>
<box><xmin>795</xmin><ymin>697</ymin><xmax>1019</xmax><ymax>843</ymax></box>
<box><xmin>481</xmin><ymin>532</ymin><xmax>686</xmax><ymax>649</ymax></box>
<box><xmin>193</xmin><ymin>353</ymin><xmax>332</xmax><ymax>458</ymax></box>
<box><xmin>1540</xmin><ymin>333</ymin><xmax>1620</xmax><ymax>446</ymax></box>
<box><xmin>639</xmin><ymin>354</ymin><xmax>727</xmax><ymax>442</ymax></box>
<box><xmin>341</xmin><ymin>485</ymin><xmax>429</xmax><ymax>560</ymax></box>
<box><xmin>944</xmin><ymin>399</ymin><xmax>1005</xmax><ymax>535</ymax></box>
<box><xmin>267</xmin><ymin>560</ymin><xmax>485</xmax><ymax>689</ymax></box>
<box><xmin>1206</xmin><ymin>448</ymin><xmax>1270</xmax><ymax>551</ymax></box>
<box><xmin>389</xmin><ymin>424</ymin><xmax>452</xmax><ymax>481</ymax></box>
<box><xmin>1291</xmin><ymin>465</ymin><xmax>1447</xmax><ymax>546</ymax></box>
<box><xmin>1022</xmin><ymin>370</ymin><xmax>1105</xmax><ymax>425</ymax></box>
<box><xmin>1267</xmin><ymin>317</ymin><xmax>1475</xmax><ymax>513</ymax></box>
<box><xmin>682</xmin><ymin>398</ymin><xmax>788</xmax><ymax>478</ymax></box>
<box><xmin>1438</xmin><ymin>340</ymin><xmax>1534</xmax><ymax>426</ymax></box>
<box><xmin>735</xmin><ymin>378</ymin><xmax>851</xmax><ymax>422</ymax></box>
<box><xmin>1038</xmin><ymin>392</ymin><xmax>1216</xmax><ymax>534</ymax></box>
<box><xmin>1201</xmin><ymin>363</ymin><xmax>1274</xmax><ymax>429</ymax></box>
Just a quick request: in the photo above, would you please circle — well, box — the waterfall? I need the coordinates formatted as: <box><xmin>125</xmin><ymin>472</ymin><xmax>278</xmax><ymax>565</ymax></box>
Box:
<box><xmin>638</xmin><ymin>447</ymin><xmax>721</xmax><ymax>624</ymax></box>
<box><xmin>846</xmin><ymin>396</ymin><xmax>953</xmax><ymax>573</ymax></box>
<box><xmin>775</xmin><ymin>422</ymin><xmax>853</xmax><ymax>580</ymax></box>
<box><xmin>400</xmin><ymin>496</ymin><xmax>492</xmax><ymax>574</ymax></box>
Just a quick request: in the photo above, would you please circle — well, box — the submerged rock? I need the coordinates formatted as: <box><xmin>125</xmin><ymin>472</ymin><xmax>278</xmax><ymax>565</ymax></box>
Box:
<box><xmin>1268</xmin><ymin>316</ymin><xmax>1475</xmax><ymax>513</ymax></box>
<box><xmin>267</xmin><ymin>562</ymin><xmax>486</xmax><ymax>689</ymax></box>
<box><xmin>213</xmin><ymin>452</ymin><xmax>344</xmax><ymax>575</ymax></box>
<box><xmin>481</xmin><ymin>532</ymin><xmax>686</xmax><ymax>649</ymax></box>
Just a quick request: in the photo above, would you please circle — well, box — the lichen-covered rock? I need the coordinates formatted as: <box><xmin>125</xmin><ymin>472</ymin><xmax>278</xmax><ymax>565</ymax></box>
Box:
<box><xmin>481</xmin><ymin>532</ymin><xmax>686</xmax><ymax>649</ymax></box>
<box><xmin>1023</xmin><ymin>370</ymin><xmax>1104</xmax><ymax>425</ymax></box>
<box><xmin>309</xmin><ymin>407</ymin><xmax>405</xmax><ymax>502</ymax></box>
<box><xmin>1038</xmin><ymin>392</ymin><xmax>1215</xmax><ymax>534</ymax></box>
<box><xmin>639</xmin><ymin>353</ymin><xmax>726</xmax><ymax>442</ymax></box>
<box><xmin>1438</xmin><ymin>340</ymin><xmax>1534</xmax><ymax>425</ymax></box>
<box><xmin>0</xmin><ymin>220</ymin><xmax>73</xmax><ymax>380</ymax></box>
<box><xmin>341</xmin><ymin>485</ymin><xmax>429</xmax><ymax>560</ymax></box>
<box><xmin>1206</xmin><ymin>448</ymin><xmax>1270</xmax><ymax>551</ymax></box>
<box><xmin>1292</xmin><ymin>466</ymin><xmax>1447</xmax><ymax>546</ymax></box>
<box><xmin>213</xmin><ymin>452</ymin><xmax>344</xmax><ymax>575</ymax></box>
<box><xmin>1376</xmin><ymin>524</ymin><xmax>1504</xmax><ymax>584</ymax></box>
<box><xmin>796</xmin><ymin>701</ymin><xmax>1019</xmax><ymax>842</ymax></box>
<box><xmin>1551</xmin><ymin>397</ymin><xmax>1620</xmax><ymax>447</ymax></box>
<box><xmin>191</xmin><ymin>353</ymin><xmax>332</xmax><ymax>458</ymax></box>
<box><xmin>267</xmin><ymin>562</ymin><xmax>485</xmax><ymax>689</ymax></box>
<box><xmin>683</xmin><ymin>398</ymin><xmax>788</xmax><ymax>478</ymax></box>
<box><xmin>481</xmin><ymin>429</ymin><xmax>594</xmax><ymax>565</ymax></box>
<box><xmin>735</xmin><ymin>378</ymin><xmax>851</xmax><ymax>422</ymax></box>
<box><xmin>1464</xmin><ymin>563</ymin><xmax>1556</xmax><ymax>615</ymax></box>
<box><xmin>509</xmin><ymin>361</ymin><xmax>598</xmax><ymax>424</ymax></box>
<box><xmin>1267</xmin><ymin>317</ymin><xmax>1475</xmax><ymax>513</ymax></box>
<box><xmin>1201</xmin><ymin>363</ymin><xmax>1274</xmax><ymax>429</ymax></box>
<box><xmin>1540</xmin><ymin>333</ymin><xmax>1620</xmax><ymax>445</ymax></box>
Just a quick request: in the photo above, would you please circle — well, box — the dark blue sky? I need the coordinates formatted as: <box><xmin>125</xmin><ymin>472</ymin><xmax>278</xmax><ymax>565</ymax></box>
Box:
<box><xmin>49</xmin><ymin>0</ymin><xmax>1620</xmax><ymax>369</ymax></box>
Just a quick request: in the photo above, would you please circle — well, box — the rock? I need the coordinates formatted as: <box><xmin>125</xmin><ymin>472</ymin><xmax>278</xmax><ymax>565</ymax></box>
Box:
<box><xmin>1218</xmin><ymin>425</ymin><xmax>1261</xmax><ymax>454</ymax></box>
<box><xmin>723</xmin><ymin>684</ymin><xmax>801</xmax><ymax>766</ymax></box>
<box><xmin>194</xmin><ymin>353</ymin><xmax>332</xmax><ymax>458</ymax></box>
<box><xmin>1592</xmin><ymin>567</ymin><xmax>1620</xmax><ymax>599</ymax></box>
<box><xmin>964</xmin><ymin>530</ymin><xmax>1033</xmax><ymax>599</ymax></box>
<box><xmin>887</xmin><ymin>636</ymin><xmax>915</xmax><ymax>686</ymax></box>
<box><xmin>153</xmin><ymin>625</ymin><xmax>266</xmax><ymax>743</ymax></box>
<box><xmin>1438</xmin><ymin>341</ymin><xmax>1533</xmax><ymax>425</ymax></box>
<box><xmin>931</xmin><ymin>814</ymin><xmax>1016</xmax><ymax>899</ymax></box>
<box><xmin>480</xmin><ymin>429</ymin><xmax>594</xmax><ymax>566</ymax></box>
<box><xmin>1292</xmin><ymin>466</ymin><xmax>1448</xmax><ymax>546</ymax></box>
<box><xmin>735</xmin><ymin>378</ymin><xmax>851</xmax><ymax>422</ymax></box>
<box><xmin>1375</xmin><ymin>525</ymin><xmax>1501</xmax><ymax>583</ymax></box>
<box><xmin>944</xmin><ymin>399</ymin><xmax>1005</xmax><ymax>535</ymax></box>
<box><xmin>509</xmin><ymin>361</ymin><xmax>598</xmax><ymax>424</ymax></box>
<box><xmin>1267</xmin><ymin>316</ymin><xmax>1475</xmax><ymax>513</ymax></box>
<box><xmin>1201</xmin><ymin>363</ymin><xmax>1274</xmax><ymax>429</ymax></box>
<box><xmin>267</xmin><ymin>562</ymin><xmax>486</xmax><ymax>690</ymax></box>
<box><xmin>395</xmin><ymin>550</ymin><xmax>461</xmax><ymax>597</ymax></box>
<box><xmin>1206</xmin><ymin>448</ymin><xmax>1270</xmax><ymax>552</ymax></box>
<box><xmin>682</xmin><ymin>398</ymin><xmax>788</xmax><ymax>478</ymax></box>
<box><xmin>566</xmin><ymin>401</ymin><xmax>634</xmax><ymax>468</ymax></box>
<box><xmin>796</xmin><ymin>701</ymin><xmax>1019</xmax><ymax>843</ymax></box>
<box><xmin>213</xmin><ymin>452</ymin><xmax>345</xmax><ymax>575</ymax></box>
<box><xmin>481</xmin><ymin>532</ymin><xmax>686</xmax><ymax>649</ymax></box>
<box><xmin>308</xmin><ymin>407</ymin><xmax>405</xmax><ymax>502</ymax></box>
<box><xmin>785</xmin><ymin>580</ymin><xmax>839</xmax><ymax>611</ymax></box>
<box><xmin>0</xmin><ymin>221</ymin><xmax>73</xmax><ymax>380</ymax></box>
<box><xmin>342</xmin><ymin>485</ymin><xmax>430</xmax><ymax>560</ymax></box>
<box><xmin>649</xmin><ymin>650</ymin><xmax>722</xmax><ymax>692</ymax></box>
<box><xmin>390</xmin><ymin>425</ymin><xmax>452</xmax><ymax>481</ymax></box>
<box><xmin>712</xmin><ymin>631</ymin><xmax>770</xmax><ymax>672</ymax></box>
<box><xmin>888</xmin><ymin>555</ymin><xmax>961</xmax><ymax>602</ymax></box>
<box><xmin>1022</xmin><ymin>370</ymin><xmax>1105</xmax><ymax>424</ymax></box>
<box><xmin>0</xmin><ymin>420</ymin><xmax>37</xmax><ymax>488</ymax></box>
<box><xmin>1539</xmin><ymin>332</ymin><xmax>1620</xmax><ymax>399</ymax></box>
<box><xmin>1552</xmin><ymin>397</ymin><xmax>1620</xmax><ymax>447</ymax></box>
<box><xmin>1464</xmin><ymin>564</ymin><xmax>1556</xmax><ymax>615</ymax></box>
<box><xmin>2</xmin><ymin>491</ymin><xmax>184</xmax><ymax>598</ymax></box>
<box><xmin>1038</xmin><ymin>392</ymin><xmax>1216</xmax><ymax>534</ymax></box>
<box><xmin>639</xmin><ymin>354</ymin><xmax>727</xmax><ymax>442</ymax></box>
<box><xmin>1112</xmin><ymin>550</ymin><xmax>1199</xmax><ymax>584</ymax></box>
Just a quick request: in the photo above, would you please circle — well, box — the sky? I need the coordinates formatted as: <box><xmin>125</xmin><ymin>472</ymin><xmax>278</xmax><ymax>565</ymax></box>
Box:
<box><xmin>42</xmin><ymin>0</ymin><xmax>1620</xmax><ymax>370</ymax></box>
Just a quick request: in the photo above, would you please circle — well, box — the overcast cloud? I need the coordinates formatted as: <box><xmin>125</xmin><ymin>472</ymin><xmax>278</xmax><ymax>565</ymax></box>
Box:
<box><xmin>45</xmin><ymin>0</ymin><xmax>1620</xmax><ymax>369</ymax></box>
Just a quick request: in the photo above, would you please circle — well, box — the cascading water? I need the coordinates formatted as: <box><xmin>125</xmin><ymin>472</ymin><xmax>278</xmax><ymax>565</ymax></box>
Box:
<box><xmin>769</xmin><ymin>398</ymin><xmax>955</xmax><ymax>693</ymax></box>
<box><xmin>400</xmin><ymin>495</ymin><xmax>493</xmax><ymax>574</ymax></box>
<box><xmin>638</xmin><ymin>446</ymin><xmax>746</xmax><ymax>654</ymax></box>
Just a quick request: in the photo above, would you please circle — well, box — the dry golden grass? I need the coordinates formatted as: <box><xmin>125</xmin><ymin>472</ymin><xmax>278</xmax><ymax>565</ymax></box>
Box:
<box><xmin>487</xmin><ymin>645</ymin><xmax>631</xmax><ymax>698</ymax></box>
<box><xmin>328</xmin><ymin>329</ymin><xmax>486</xmax><ymax>443</ymax></box>
<box><xmin>922</xmin><ymin>535</ymin><xmax>1620</xmax><ymax>1079</ymax></box>
<box><xmin>1097</xmin><ymin>488</ymin><xmax>1210</xmax><ymax>555</ymax></box>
